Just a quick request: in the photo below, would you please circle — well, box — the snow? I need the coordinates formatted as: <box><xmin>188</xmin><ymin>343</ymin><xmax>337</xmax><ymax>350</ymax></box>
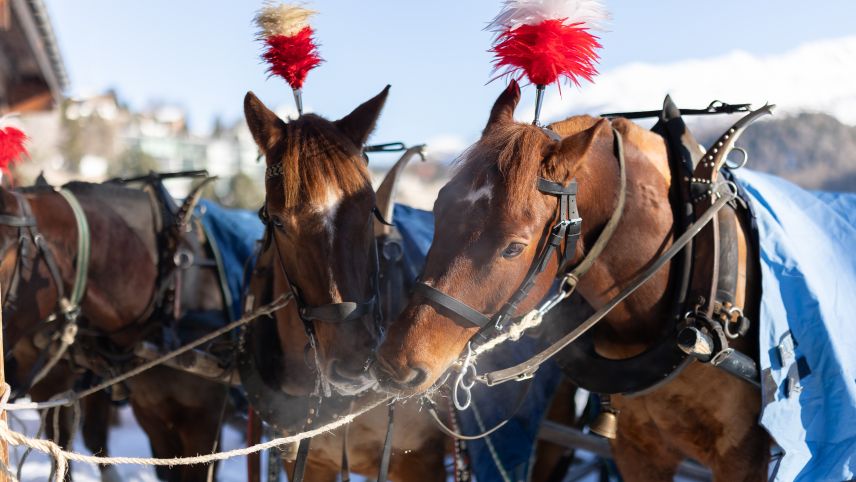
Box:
<box><xmin>527</xmin><ymin>35</ymin><xmax>856</xmax><ymax>125</ymax></box>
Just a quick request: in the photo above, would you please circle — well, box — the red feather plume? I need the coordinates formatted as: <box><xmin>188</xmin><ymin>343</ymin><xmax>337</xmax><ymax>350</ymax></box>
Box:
<box><xmin>491</xmin><ymin>19</ymin><xmax>601</xmax><ymax>87</ymax></box>
<box><xmin>262</xmin><ymin>26</ymin><xmax>322</xmax><ymax>90</ymax></box>
<box><xmin>0</xmin><ymin>126</ymin><xmax>28</xmax><ymax>176</ymax></box>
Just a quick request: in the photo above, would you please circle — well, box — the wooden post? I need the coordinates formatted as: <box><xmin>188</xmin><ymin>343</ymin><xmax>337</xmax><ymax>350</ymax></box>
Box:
<box><xmin>0</xmin><ymin>285</ymin><xmax>9</xmax><ymax>481</ymax></box>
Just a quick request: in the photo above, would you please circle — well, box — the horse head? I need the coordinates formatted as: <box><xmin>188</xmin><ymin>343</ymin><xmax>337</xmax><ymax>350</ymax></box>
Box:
<box><xmin>245</xmin><ymin>87</ymin><xmax>390</xmax><ymax>396</ymax></box>
<box><xmin>374</xmin><ymin>81</ymin><xmax>674</xmax><ymax>395</ymax></box>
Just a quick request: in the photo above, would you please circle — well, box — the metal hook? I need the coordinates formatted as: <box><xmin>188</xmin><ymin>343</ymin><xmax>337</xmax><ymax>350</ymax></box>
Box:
<box><xmin>453</xmin><ymin>343</ymin><xmax>477</xmax><ymax>411</ymax></box>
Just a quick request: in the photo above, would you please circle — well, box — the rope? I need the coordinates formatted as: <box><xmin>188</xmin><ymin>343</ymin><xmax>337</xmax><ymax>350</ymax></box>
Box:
<box><xmin>1</xmin><ymin>294</ymin><xmax>292</xmax><ymax>412</ymax></box>
<box><xmin>0</xmin><ymin>386</ymin><xmax>386</xmax><ymax>482</ymax></box>
<box><xmin>471</xmin><ymin>309</ymin><xmax>544</xmax><ymax>359</ymax></box>
<box><xmin>28</xmin><ymin>320</ymin><xmax>78</xmax><ymax>389</ymax></box>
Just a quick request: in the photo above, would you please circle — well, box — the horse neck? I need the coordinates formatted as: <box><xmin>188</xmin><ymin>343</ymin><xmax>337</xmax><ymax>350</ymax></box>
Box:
<box><xmin>573</xmin><ymin>121</ymin><xmax>678</xmax><ymax>357</ymax></box>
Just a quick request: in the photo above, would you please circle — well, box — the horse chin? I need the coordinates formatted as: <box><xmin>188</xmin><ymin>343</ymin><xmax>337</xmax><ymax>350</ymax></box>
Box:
<box><xmin>328</xmin><ymin>377</ymin><xmax>377</xmax><ymax>397</ymax></box>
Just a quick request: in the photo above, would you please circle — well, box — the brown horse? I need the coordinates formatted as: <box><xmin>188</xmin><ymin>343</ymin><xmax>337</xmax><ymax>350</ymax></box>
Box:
<box><xmin>0</xmin><ymin>181</ymin><xmax>232</xmax><ymax>481</ymax></box>
<box><xmin>375</xmin><ymin>82</ymin><xmax>767</xmax><ymax>480</ymax></box>
<box><xmin>242</xmin><ymin>89</ymin><xmax>447</xmax><ymax>481</ymax></box>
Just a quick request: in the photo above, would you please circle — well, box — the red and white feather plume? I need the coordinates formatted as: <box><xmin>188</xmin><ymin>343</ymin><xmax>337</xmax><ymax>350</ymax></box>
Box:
<box><xmin>0</xmin><ymin>120</ymin><xmax>28</xmax><ymax>178</ymax></box>
<box><xmin>487</xmin><ymin>0</ymin><xmax>609</xmax><ymax>88</ymax></box>
<box><xmin>254</xmin><ymin>2</ymin><xmax>323</xmax><ymax>113</ymax></box>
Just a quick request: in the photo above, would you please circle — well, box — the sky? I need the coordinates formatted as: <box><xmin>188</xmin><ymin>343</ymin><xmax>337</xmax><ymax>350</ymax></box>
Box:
<box><xmin>43</xmin><ymin>0</ymin><xmax>856</xmax><ymax>160</ymax></box>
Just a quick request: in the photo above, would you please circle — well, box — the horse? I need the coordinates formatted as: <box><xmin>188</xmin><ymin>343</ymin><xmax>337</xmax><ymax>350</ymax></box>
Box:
<box><xmin>374</xmin><ymin>81</ymin><xmax>768</xmax><ymax>480</ymax></box>
<box><xmin>0</xmin><ymin>179</ymin><xmax>235</xmax><ymax>481</ymax></box>
<box><xmin>240</xmin><ymin>88</ymin><xmax>448</xmax><ymax>481</ymax></box>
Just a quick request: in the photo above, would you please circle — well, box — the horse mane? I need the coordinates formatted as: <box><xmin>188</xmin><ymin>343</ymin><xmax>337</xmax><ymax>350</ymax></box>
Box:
<box><xmin>456</xmin><ymin>115</ymin><xmax>601</xmax><ymax>204</ymax></box>
<box><xmin>271</xmin><ymin>114</ymin><xmax>371</xmax><ymax>208</ymax></box>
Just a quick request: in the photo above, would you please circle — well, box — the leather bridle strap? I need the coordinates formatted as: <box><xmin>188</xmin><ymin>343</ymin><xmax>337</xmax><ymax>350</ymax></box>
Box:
<box><xmin>299</xmin><ymin>298</ymin><xmax>374</xmax><ymax>324</ymax></box>
<box><xmin>414</xmin><ymin>283</ymin><xmax>492</xmax><ymax>328</ymax></box>
<box><xmin>0</xmin><ymin>215</ymin><xmax>36</xmax><ymax>227</ymax></box>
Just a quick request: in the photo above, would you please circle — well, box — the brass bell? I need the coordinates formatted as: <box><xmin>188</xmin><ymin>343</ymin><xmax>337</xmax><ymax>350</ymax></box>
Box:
<box><xmin>590</xmin><ymin>394</ymin><xmax>619</xmax><ymax>439</ymax></box>
<box><xmin>590</xmin><ymin>409</ymin><xmax>619</xmax><ymax>439</ymax></box>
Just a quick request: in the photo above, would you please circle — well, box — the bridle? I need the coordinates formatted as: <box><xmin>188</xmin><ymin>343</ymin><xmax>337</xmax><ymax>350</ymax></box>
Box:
<box><xmin>413</xmin><ymin>125</ymin><xmax>627</xmax><ymax>346</ymax></box>
<box><xmin>259</xmin><ymin>160</ymin><xmax>385</xmax><ymax>372</ymax></box>
<box><xmin>1</xmin><ymin>188</ymin><xmax>91</xmax><ymax>396</ymax></box>
<box><xmin>1</xmin><ymin>191</ymin><xmax>63</xmax><ymax>315</ymax></box>
<box><xmin>256</xmin><ymin>150</ymin><xmax>392</xmax><ymax>482</ymax></box>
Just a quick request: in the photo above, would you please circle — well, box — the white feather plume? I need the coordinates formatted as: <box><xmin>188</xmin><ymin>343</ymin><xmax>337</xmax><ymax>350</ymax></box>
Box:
<box><xmin>255</xmin><ymin>1</ymin><xmax>317</xmax><ymax>38</ymax></box>
<box><xmin>487</xmin><ymin>0</ymin><xmax>610</xmax><ymax>33</ymax></box>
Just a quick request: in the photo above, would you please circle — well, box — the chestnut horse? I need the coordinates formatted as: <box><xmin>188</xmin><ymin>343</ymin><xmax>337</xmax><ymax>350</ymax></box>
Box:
<box><xmin>0</xmin><ymin>181</ymin><xmax>231</xmax><ymax>481</ymax></box>
<box><xmin>242</xmin><ymin>88</ymin><xmax>447</xmax><ymax>481</ymax></box>
<box><xmin>375</xmin><ymin>82</ymin><xmax>767</xmax><ymax>480</ymax></box>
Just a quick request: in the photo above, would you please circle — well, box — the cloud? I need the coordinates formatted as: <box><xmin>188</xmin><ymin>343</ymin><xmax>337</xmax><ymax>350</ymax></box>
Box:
<box><xmin>424</xmin><ymin>134</ymin><xmax>470</xmax><ymax>163</ymax></box>
<box><xmin>522</xmin><ymin>35</ymin><xmax>856</xmax><ymax>126</ymax></box>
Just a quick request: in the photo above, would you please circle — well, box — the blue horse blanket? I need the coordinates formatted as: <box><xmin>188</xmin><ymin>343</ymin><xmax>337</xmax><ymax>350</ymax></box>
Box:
<box><xmin>392</xmin><ymin>204</ymin><xmax>561</xmax><ymax>482</ymax></box>
<box><xmin>735</xmin><ymin>170</ymin><xmax>856</xmax><ymax>481</ymax></box>
<box><xmin>196</xmin><ymin>200</ymin><xmax>264</xmax><ymax>321</ymax></box>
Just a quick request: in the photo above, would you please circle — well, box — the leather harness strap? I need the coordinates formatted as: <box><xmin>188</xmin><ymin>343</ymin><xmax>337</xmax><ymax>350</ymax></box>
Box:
<box><xmin>376</xmin><ymin>404</ymin><xmax>395</xmax><ymax>482</ymax></box>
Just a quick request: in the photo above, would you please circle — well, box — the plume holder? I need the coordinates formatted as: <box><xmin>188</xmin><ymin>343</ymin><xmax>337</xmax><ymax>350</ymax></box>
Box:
<box><xmin>532</xmin><ymin>84</ymin><xmax>546</xmax><ymax>126</ymax></box>
<box><xmin>293</xmin><ymin>88</ymin><xmax>304</xmax><ymax>116</ymax></box>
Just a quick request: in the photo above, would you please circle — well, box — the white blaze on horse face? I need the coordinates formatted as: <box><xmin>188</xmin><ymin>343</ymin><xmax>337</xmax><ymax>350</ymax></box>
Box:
<box><xmin>315</xmin><ymin>186</ymin><xmax>343</xmax><ymax>240</ymax></box>
<box><xmin>314</xmin><ymin>186</ymin><xmax>343</xmax><ymax>296</ymax></box>
<box><xmin>462</xmin><ymin>180</ymin><xmax>494</xmax><ymax>205</ymax></box>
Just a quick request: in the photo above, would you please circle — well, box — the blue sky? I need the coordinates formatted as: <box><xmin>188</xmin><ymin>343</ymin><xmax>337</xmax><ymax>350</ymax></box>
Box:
<box><xmin>45</xmin><ymin>0</ymin><xmax>856</xmax><ymax>155</ymax></box>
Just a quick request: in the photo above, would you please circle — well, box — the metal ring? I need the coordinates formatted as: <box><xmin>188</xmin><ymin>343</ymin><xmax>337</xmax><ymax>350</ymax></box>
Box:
<box><xmin>173</xmin><ymin>249</ymin><xmax>194</xmax><ymax>269</ymax></box>
<box><xmin>724</xmin><ymin>147</ymin><xmax>748</xmax><ymax>170</ymax></box>
<box><xmin>381</xmin><ymin>240</ymin><xmax>403</xmax><ymax>262</ymax></box>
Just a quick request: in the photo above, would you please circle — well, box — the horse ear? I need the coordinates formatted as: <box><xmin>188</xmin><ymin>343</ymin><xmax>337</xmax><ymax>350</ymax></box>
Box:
<box><xmin>484</xmin><ymin>80</ymin><xmax>521</xmax><ymax>135</ymax></box>
<box><xmin>244</xmin><ymin>91</ymin><xmax>284</xmax><ymax>154</ymax></box>
<box><xmin>555</xmin><ymin>118</ymin><xmax>610</xmax><ymax>164</ymax></box>
<box><xmin>335</xmin><ymin>85</ymin><xmax>390</xmax><ymax>148</ymax></box>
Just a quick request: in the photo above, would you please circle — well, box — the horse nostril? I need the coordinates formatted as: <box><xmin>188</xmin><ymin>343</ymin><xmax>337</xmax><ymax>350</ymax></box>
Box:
<box><xmin>403</xmin><ymin>365</ymin><xmax>429</xmax><ymax>388</ymax></box>
<box><xmin>375</xmin><ymin>361</ymin><xmax>429</xmax><ymax>390</ymax></box>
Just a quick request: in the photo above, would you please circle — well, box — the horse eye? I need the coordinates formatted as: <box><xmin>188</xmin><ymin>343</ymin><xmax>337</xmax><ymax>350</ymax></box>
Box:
<box><xmin>271</xmin><ymin>216</ymin><xmax>284</xmax><ymax>229</ymax></box>
<box><xmin>501</xmin><ymin>242</ymin><xmax>526</xmax><ymax>259</ymax></box>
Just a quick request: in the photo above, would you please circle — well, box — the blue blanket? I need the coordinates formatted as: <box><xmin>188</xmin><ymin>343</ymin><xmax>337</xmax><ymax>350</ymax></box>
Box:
<box><xmin>392</xmin><ymin>203</ymin><xmax>561</xmax><ymax>482</ymax></box>
<box><xmin>196</xmin><ymin>200</ymin><xmax>265</xmax><ymax>321</ymax></box>
<box><xmin>736</xmin><ymin>170</ymin><xmax>856</xmax><ymax>481</ymax></box>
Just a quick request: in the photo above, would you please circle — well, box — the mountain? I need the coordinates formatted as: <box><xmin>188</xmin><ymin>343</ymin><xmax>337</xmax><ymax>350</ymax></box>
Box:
<box><xmin>695</xmin><ymin>113</ymin><xmax>856</xmax><ymax>192</ymax></box>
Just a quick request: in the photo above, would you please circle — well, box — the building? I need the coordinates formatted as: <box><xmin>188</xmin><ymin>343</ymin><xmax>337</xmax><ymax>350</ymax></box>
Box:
<box><xmin>0</xmin><ymin>0</ymin><xmax>67</xmax><ymax>114</ymax></box>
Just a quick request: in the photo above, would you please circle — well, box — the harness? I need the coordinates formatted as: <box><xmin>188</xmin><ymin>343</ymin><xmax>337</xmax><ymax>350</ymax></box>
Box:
<box><xmin>417</xmin><ymin>101</ymin><xmax>773</xmax><ymax>450</ymax></box>
<box><xmin>1</xmin><ymin>188</ymin><xmax>91</xmax><ymax>395</ymax></box>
